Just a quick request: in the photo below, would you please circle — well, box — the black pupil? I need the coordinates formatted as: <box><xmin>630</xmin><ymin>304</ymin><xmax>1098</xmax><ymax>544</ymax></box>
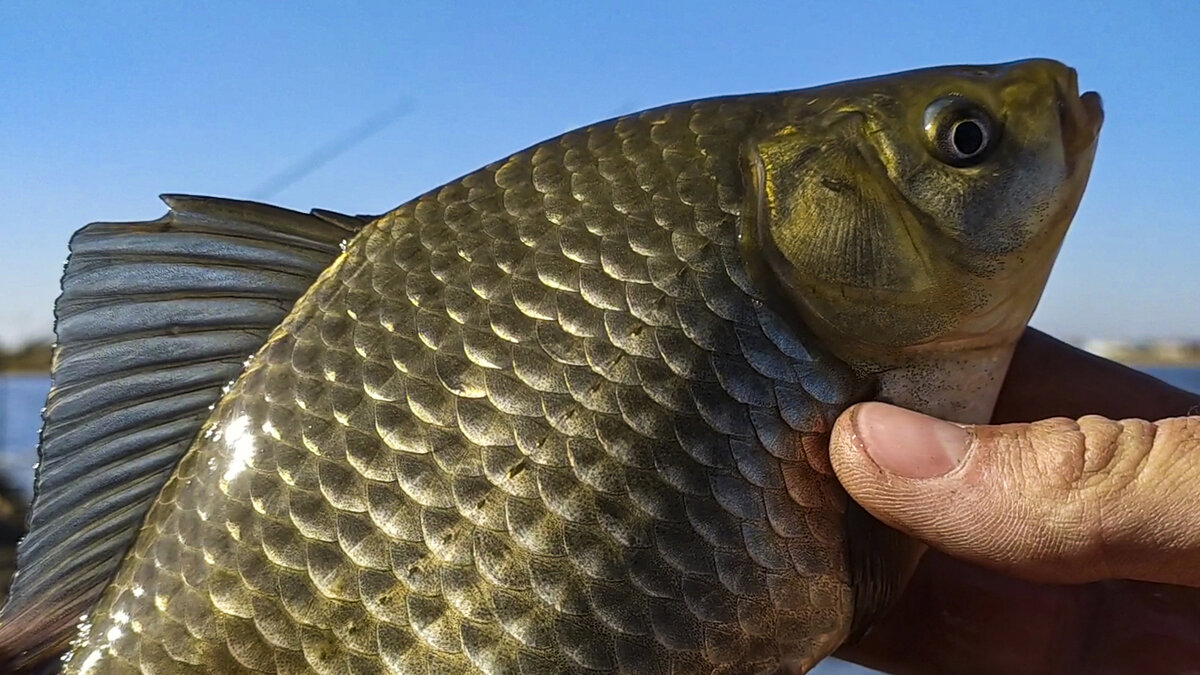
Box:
<box><xmin>952</xmin><ymin>120</ymin><xmax>985</xmax><ymax>156</ymax></box>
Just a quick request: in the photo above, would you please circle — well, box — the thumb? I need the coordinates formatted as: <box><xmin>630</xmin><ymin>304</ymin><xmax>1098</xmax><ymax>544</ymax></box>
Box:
<box><xmin>830</xmin><ymin>402</ymin><xmax>1200</xmax><ymax>586</ymax></box>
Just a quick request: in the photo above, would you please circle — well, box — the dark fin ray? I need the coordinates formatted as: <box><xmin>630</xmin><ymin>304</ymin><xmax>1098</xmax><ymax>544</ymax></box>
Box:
<box><xmin>0</xmin><ymin>195</ymin><xmax>366</xmax><ymax>672</ymax></box>
<box><xmin>310</xmin><ymin>208</ymin><xmax>379</xmax><ymax>231</ymax></box>
<box><xmin>844</xmin><ymin>500</ymin><xmax>924</xmax><ymax>644</ymax></box>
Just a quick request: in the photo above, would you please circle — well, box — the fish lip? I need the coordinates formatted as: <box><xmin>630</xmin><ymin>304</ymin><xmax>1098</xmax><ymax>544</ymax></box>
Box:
<box><xmin>1057</xmin><ymin>69</ymin><xmax>1104</xmax><ymax>157</ymax></box>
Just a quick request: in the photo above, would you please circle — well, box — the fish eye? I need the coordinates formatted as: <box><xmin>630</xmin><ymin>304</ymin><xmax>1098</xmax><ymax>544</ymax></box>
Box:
<box><xmin>923</xmin><ymin>97</ymin><xmax>997</xmax><ymax>167</ymax></box>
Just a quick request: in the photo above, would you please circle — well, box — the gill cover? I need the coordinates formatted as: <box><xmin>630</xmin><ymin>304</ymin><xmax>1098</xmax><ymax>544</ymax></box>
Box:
<box><xmin>749</xmin><ymin>119</ymin><xmax>932</xmax><ymax>295</ymax></box>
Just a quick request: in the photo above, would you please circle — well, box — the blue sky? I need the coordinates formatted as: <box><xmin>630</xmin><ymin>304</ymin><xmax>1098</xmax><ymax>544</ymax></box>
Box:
<box><xmin>1</xmin><ymin>1</ymin><xmax>1197</xmax><ymax>346</ymax></box>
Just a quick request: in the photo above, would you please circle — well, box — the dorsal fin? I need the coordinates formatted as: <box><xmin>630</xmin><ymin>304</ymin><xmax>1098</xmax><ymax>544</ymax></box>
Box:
<box><xmin>0</xmin><ymin>195</ymin><xmax>369</xmax><ymax>671</ymax></box>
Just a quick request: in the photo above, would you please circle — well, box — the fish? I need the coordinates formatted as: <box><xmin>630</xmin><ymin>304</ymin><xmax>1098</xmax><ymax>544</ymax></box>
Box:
<box><xmin>0</xmin><ymin>58</ymin><xmax>1102</xmax><ymax>674</ymax></box>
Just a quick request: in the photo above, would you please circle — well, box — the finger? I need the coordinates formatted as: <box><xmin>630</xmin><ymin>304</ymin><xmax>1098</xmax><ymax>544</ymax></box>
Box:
<box><xmin>995</xmin><ymin>328</ymin><xmax>1200</xmax><ymax>423</ymax></box>
<box><xmin>830</xmin><ymin>402</ymin><xmax>1200</xmax><ymax>585</ymax></box>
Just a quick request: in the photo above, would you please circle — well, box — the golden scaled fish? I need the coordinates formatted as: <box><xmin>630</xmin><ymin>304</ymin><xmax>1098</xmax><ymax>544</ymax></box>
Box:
<box><xmin>0</xmin><ymin>59</ymin><xmax>1101</xmax><ymax>674</ymax></box>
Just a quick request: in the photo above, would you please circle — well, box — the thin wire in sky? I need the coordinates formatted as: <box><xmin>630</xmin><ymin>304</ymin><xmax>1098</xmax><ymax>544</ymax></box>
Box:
<box><xmin>249</xmin><ymin>97</ymin><xmax>414</xmax><ymax>200</ymax></box>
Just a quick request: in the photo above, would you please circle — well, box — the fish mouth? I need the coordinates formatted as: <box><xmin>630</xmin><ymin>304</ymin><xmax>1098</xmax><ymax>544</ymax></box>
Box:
<box><xmin>1056</xmin><ymin>67</ymin><xmax>1104</xmax><ymax>157</ymax></box>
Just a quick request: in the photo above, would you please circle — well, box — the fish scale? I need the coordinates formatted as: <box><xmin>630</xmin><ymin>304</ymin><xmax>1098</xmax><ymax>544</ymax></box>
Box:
<box><xmin>65</xmin><ymin>98</ymin><xmax>858</xmax><ymax>674</ymax></box>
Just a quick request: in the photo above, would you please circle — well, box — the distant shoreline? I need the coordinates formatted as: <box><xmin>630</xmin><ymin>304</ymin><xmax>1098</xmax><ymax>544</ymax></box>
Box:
<box><xmin>0</xmin><ymin>344</ymin><xmax>51</xmax><ymax>374</ymax></box>
<box><xmin>1082</xmin><ymin>345</ymin><xmax>1200</xmax><ymax>369</ymax></box>
<box><xmin>1120</xmin><ymin>360</ymin><xmax>1200</xmax><ymax>369</ymax></box>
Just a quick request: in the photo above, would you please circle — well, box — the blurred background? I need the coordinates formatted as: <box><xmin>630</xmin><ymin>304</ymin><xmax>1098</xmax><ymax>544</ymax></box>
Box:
<box><xmin>1</xmin><ymin>2</ymin><xmax>1197</xmax><ymax>673</ymax></box>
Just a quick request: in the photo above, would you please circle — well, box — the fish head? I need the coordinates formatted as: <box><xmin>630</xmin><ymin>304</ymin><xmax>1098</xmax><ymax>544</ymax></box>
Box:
<box><xmin>744</xmin><ymin>59</ymin><xmax>1103</xmax><ymax>372</ymax></box>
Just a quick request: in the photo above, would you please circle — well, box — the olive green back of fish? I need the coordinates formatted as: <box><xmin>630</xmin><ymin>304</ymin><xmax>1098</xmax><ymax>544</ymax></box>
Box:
<box><xmin>58</xmin><ymin>97</ymin><xmax>876</xmax><ymax>674</ymax></box>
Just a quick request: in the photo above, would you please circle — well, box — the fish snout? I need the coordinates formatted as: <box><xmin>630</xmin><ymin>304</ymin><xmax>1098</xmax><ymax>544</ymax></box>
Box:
<box><xmin>1052</xmin><ymin>67</ymin><xmax>1104</xmax><ymax>157</ymax></box>
<box><xmin>1003</xmin><ymin>60</ymin><xmax>1104</xmax><ymax>144</ymax></box>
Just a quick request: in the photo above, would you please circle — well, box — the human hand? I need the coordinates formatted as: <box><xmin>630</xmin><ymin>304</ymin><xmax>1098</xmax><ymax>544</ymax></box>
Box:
<box><xmin>832</xmin><ymin>329</ymin><xmax>1200</xmax><ymax>674</ymax></box>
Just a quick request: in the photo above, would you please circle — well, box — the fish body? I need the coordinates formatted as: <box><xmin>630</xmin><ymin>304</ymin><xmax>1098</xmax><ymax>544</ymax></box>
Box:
<box><xmin>0</xmin><ymin>60</ymin><xmax>1102</xmax><ymax>674</ymax></box>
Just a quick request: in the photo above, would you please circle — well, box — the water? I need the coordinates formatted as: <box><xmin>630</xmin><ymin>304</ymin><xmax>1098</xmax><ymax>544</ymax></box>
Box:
<box><xmin>1</xmin><ymin>368</ymin><xmax>1197</xmax><ymax>674</ymax></box>
<box><xmin>1142</xmin><ymin>366</ymin><xmax>1200</xmax><ymax>397</ymax></box>
<box><xmin>0</xmin><ymin>374</ymin><xmax>46</xmax><ymax>497</ymax></box>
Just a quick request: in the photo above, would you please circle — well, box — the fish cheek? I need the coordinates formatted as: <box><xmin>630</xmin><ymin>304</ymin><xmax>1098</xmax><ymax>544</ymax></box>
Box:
<box><xmin>742</xmin><ymin>130</ymin><xmax>967</xmax><ymax>348</ymax></box>
<box><xmin>901</xmin><ymin>160</ymin><xmax>1061</xmax><ymax>265</ymax></box>
<box><xmin>751</xmin><ymin>131</ymin><xmax>926</xmax><ymax>293</ymax></box>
